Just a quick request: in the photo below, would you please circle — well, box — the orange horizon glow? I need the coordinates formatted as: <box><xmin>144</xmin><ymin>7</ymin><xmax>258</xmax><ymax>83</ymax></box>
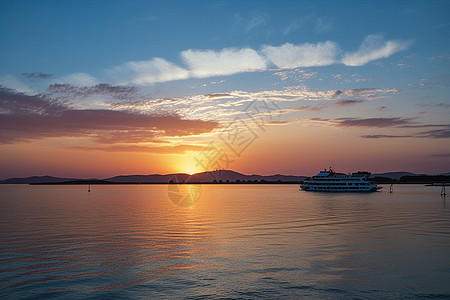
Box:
<box><xmin>1</xmin><ymin>120</ymin><xmax>449</xmax><ymax>180</ymax></box>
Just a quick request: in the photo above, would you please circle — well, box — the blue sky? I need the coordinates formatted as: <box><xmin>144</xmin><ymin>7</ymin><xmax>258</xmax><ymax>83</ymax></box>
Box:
<box><xmin>2</xmin><ymin>0</ymin><xmax>449</xmax><ymax>86</ymax></box>
<box><xmin>0</xmin><ymin>0</ymin><xmax>449</xmax><ymax>178</ymax></box>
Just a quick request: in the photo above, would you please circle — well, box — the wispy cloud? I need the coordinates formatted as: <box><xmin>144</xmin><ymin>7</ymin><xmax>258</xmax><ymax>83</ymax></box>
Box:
<box><xmin>21</xmin><ymin>72</ymin><xmax>53</xmax><ymax>79</ymax></box>
<box><xmin>428</xmin><ymin>53</ymin><xmax>450</xmax><ymax>61</ymax></box>
<box><xmin>245</xmin><ymin>13</ymin><xmax>269</xmax><ymax>32</ymax></box>
<box><xmin>315</xmin><ymin>16</ymin><xmax>332</xmax><ymax>33</ymax></box>
<box><xmin>416</xmin><ymin>102</ymin><xmax>450</xmax><ymax>109</ymax></box>
<box><xmin>62</xmin><ymin>72</ymin><xmax>98</xmax><ymax>86</ymax></box>
<box><xmin>417</xmin><ymin>128</ymin><xmax>450</xmax><ymax>138</ymax></box>
<box><xmin>0</xmin><ymin>75</ymin><xmax>35</xmax><ymax>94</ymax></box>
<box><xmin>334</xmin><ymin>117</ymin><xmax>413</xmax><ymax>128</ymax></box>
<box><xmin>360</xmin><ymin>134</ymin><xmax>413</xmax><ymax>139</ymax></box>
<box><xmin>286</xmin><ymin>106</ymin><xmax>323</xmax><ymax>112</ymax></box>
<box><xmin>204</xmin><ymin>93</ymin><xmax>233</xmax><ymax>99</ymax></box>
<box><xmin>283</xmin><ymin>20</ymin><xmax>303</xmax><ymax>36</ymax></box>
<box><xmin>266</xmin><ymin>120</ymin><xmax>291</xmax><ymax>125</ymax></box>
<box><xmin>110</xmin><ymin>86</ymin><xmax>399</xmax><ymax>124</ymax></box>
<box><xmin>283</xmin><ymin>14</ymin><xmax>332</xmax><ymax>36</ymax></box>
<box><xmin>181</xmin><ymin>47</ymin><xmax>267</xmax><ymax>78</ymax></box>
<box><xmin>273</xmin><ymin>69</ymin><xmax>317</xmax><ymax>81</ymax></box>
<box><xmin>109</xmin><ymin>58</ymin><xmax>189</xmax><ymax>85</ymax></box>
<box><xmin>69</xmin><ymin>144</ymin><xmax>207</xmax><ymax>154</ymax></box>
<box><xmin>334</xmin><ymin>99</ymin><xmax>365</xmax><ymax>106</ymax></box>
<box><xmin>342</xmin><ymin>34</ymin><xmax>411</xmax><ymax>66</ymax></box>
<box><xmin>360</xmin><ymin>126</ymin><xmax>450</xmax><ymax>139</ymax></box>
<box><xmin>282</xmin><ymin>99</ymin><xmax>364</xmax><ymax>113</ymax></box>
<box><xmin>262</xmin><ymin>41</ymin><xmax>339</xmax><ymax>68</ymax></box>
<box><xmin>335</xmin><ymin>88</ymin><xmax>399</xmax><ymax>99</ymax></box>
<box><xmin>309</xmin><ymin>117</ymin><xmax>414</xmax><ymax>128</ymax></box>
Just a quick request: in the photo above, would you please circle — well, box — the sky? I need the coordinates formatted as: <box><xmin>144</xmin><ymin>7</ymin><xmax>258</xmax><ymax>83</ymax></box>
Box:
<box><xmin>1</xmin><ymin>0</ymin><xmax>450</xmax><ymax>179</ymax></box>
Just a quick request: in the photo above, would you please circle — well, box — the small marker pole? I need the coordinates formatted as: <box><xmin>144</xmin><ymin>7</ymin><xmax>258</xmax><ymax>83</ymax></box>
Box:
<box><xmin>88</xmin><ymin>184</ymin><xmax>91</xmax><ymax>193</ymax></box>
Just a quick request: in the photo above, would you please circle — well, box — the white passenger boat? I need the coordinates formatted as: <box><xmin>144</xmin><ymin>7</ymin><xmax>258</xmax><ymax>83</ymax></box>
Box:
<box><xmin>300</xmin><ymin>168</ymin><xmax>382</xmax><ymax>192</ymax></box>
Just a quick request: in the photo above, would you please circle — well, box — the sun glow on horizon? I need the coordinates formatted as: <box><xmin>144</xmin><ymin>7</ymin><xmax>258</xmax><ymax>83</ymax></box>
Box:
<box><xmin>176</xmin><ymin>156</ymin><xmax>204</xmax><ymax>175</ymax></box>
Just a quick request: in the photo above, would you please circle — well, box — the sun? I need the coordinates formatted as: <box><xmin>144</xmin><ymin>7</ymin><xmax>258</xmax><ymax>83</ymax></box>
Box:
<box><xmin>176</xmin><ymin>159</ymin><xmax>203</xmax><ymax>175</ymax></box>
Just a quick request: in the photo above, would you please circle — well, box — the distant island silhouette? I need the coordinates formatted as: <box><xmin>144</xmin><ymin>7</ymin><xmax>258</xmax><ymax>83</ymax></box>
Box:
<box><xmin>1</xmin><ymin>170</ymin><xmax>449</xmax><ymax>185</ymax></box>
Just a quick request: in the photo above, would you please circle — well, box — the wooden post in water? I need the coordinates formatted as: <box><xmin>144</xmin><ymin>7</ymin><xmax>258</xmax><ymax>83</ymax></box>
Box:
<box><xmin>389</xmin><ymin>183</ymin><xmax>393</xmax><ymax>193</ymax></box>
<box><xmin>441</xmin><ymin>182</ymin><xmax>446</xmax><ymax>197</ymax></box>
<box><xmin>88</xmin><ymin>184</ymin><xmax>91</xmax><ymax>193</ymax></box>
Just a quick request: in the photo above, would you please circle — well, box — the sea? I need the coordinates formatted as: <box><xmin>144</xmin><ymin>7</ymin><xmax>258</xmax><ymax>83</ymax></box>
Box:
<box><xmin>0</xmin><ymin>184</ymin><xmax>449</xmax><ymax>299</ymax></box>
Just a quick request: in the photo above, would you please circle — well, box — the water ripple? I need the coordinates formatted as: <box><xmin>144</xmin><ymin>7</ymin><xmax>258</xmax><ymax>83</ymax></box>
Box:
<box><xmin>1</xmin><ymin>184</ymin><xmax>449</xmax><ymax>298</ymax></box>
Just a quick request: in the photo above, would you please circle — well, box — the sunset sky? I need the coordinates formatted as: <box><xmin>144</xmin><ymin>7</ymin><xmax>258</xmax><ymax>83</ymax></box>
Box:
<box><xmin>1</xmin><ymin>0</ymin><xmax>449</xmax><ymax>179</ymax></box>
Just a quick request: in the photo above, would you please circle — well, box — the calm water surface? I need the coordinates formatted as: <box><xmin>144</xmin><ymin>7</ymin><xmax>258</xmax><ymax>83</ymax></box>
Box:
<box><xmin>0</xmin><ymin>184</ymin><xmax>449</xmax><ymax>299</ymax></box>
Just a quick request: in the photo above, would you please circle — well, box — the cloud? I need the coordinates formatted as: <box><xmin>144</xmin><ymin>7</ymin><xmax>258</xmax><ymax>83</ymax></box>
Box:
<box><xmin>48</xmin><ymin>83</ymin><xmax>138</xmax><ymax>100</ymax></box>
<box><xmin>62</xmin><ymin>72</ymin><xmax>98</xmax><ymax>86</ymax></box>
<box><xmin>417</xmin><ymin>129</ymin><xmax>450</xmax><ymax>138</ymax></box>
<box><xmin>262</xmin><ymin>41</ymin><xmax>339</xmax><ymax>68</ymax></box>
<box><xmin>337</xmin><ymin>88</ymin><xmax>399</xmax><ymax>99</ymax></box>
<box><xmin>334</xmin><ymin>99</ymin><xmax>365</xmax><ymax>106</ymax></box>
<box><xmin>360</xmin><ymin>126</ymin><xmax>450</xmax><ymax>139</ymax></box>
<box><xmin>283</xmin><ymin>14</ymin><xmax>331</xmax><ymax>36</ymax></box>
<box><xmin>283</xmin><ymin>20</ymin><xmax>303</xmax><ymax>36</ymax></box>
<box><xmin>334</xmin><ymin>117</ymin><xmax>413</xmax><ymax>128</ymax></box>
<box><xmin>204</xmin><ymin>93</ymin><xmax>233</xmax><ymax>99</ymax></box>
<box><xmin>304</xmin><ymin>117</ymin><xmax>413</xmax><ymax>128</ymax></box>
<box><xmin>266</xmin><ymin>120</ymin><xmax>291</xmax><ymax>125</ymax></box>
<box><xmin>181</xmin><ymin>48</ymin><xmax>267</xmax><ymax>78</ymax></box>
<box><xmin>69</xmin><ymin>144</ymin><xmax>207</xmax><ymax>154</ymax></box>
<box><xmin>304</xmin><ymin>118</ymin><xmax>450</xmax><ymax>140</ymax></box>
<box><xmin>315</xmin><ymin>16</ymin><xmax>332</xmax><ymax>33</ymax></box>
<box><xmin>428</xmin><ymin>53</ymin><xmax>450</xmax><ymax>61</ymax></box>
<box><xmin>342</xmin><ymin>34</ymin><xmax>411</xmax><ymax>66</ymax></box>
<box><xmin>288</xmin><ymin>106</ymin><xmax>323</xmax><ymax>112</ymax></box>
<box><xmin>0</xmin><ymin>88</ymin><xmax>219</xmax><ymax>144</ymax></box>
<box><xmin>360</xmin><ymin>134</ymin><xmax>412</xmax><ymax>139</ymax></box>
<box><xmin>89</xmin><ymin>85</ymin><xmax>401</xmax><ymax>128</ymax></box>
<box><xmin>246</xmin><ymin>13</ymin><xmax>268</xmax><ymax>32</ymax></box>
<box><xmin>0</xmin><ymin>109</ymin><xmax>219</xmax><ymax>144</ymax></box>
<box><xmin>0</xmin><ymin>75</ymin><xmax>35</xmax><ymax>94</ymax></box>
<box><xmin>109</xmin><ymin>57</ymin><xmax>189</xmax><ymax>85</ymax></box>
<box><xmin>0</xmin><ymin>86</ymin><xmax>66</xmax><ymax>116</ymax></box>
<box><xmin>329</xmin><ymin>90</ymin><xmax>343</xmax><ymax>98</ymax></box>
<box><xmin>416</xmin><ymin>102</ymin><xmax>450</xmax><ymax>109</ymax></box>
<box><xmin>280</xmin><ymin>98</ymin><xmax>371</xmax><ymax>115</ymax></box>
<box><xmin>22</xmin><ymin>72</ymin><xmax>53</xmax><ymax>79</ymax></box>
<box><xmin>273</xmin><ymin>69</ymin><xmax>317</xmax><ymax>81</ymax></box>
<box><xmin>241</xmin><ymin>87</ymin><xmax>397</xmax><ymax>103</ymax></box>
<box><xmin>103</xmin><ymin>35</ymin><xmax>409</xmax><ymax>85</ymax></box>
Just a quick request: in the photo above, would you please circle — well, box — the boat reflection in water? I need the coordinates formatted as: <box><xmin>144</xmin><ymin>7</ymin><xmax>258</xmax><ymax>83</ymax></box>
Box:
<box><xmin>300</xmin><ymin>168</ymin><xmax>382</xmax><ymax>192</ymax></box>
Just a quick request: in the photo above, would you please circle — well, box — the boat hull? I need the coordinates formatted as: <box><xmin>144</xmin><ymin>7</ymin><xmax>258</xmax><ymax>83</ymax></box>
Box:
<box><xmin>300</xmin><ymin>186</ymin><xmax>382</xmax><ymax>192</ymax></box>
<box><xmin>300</xmin><ymin>169</ymin><xmax>382</xmax><ymax>192</ymax></box>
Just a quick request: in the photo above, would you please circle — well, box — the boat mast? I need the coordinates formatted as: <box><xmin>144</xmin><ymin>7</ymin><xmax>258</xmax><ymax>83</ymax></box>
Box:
<box><xmin>441</xmin><ymin>181</ymin><xmax>446</xmax><ymax>197</ymax></box>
